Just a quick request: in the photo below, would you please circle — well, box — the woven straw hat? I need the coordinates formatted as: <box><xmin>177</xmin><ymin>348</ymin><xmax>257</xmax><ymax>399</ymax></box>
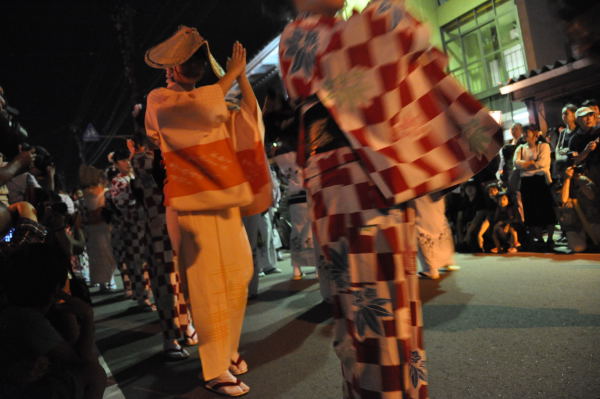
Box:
<box><xmin>145</xmin><ymin>25</ymin><xmax>224</xmax><ymax>77</ymax></box>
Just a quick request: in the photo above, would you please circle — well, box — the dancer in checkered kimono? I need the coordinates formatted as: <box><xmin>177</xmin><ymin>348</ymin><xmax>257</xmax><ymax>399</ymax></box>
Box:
<box><xmin>280</xmin><ymin>1</ymin><xmax>503</xmax><ymax>398</ymax></box>
<box><xmin>128</xmin><ymin>136</ymin><xmax>196</xmax><ymax>359</ymax></box>
<box><xmin>104</xmin><ymin>167</ymin><xmax>133</xmax><ymax>297</ymax></box>
<box><xmin>109</xmin><ymin>151</ymin><xmax>153</xmax><ymax>310</ymax></box>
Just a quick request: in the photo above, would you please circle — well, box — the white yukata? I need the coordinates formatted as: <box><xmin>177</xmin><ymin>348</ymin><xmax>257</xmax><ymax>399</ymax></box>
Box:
<box><xmin>414</xmin><ymin>194</ymin><xmax>455</xmax><ymax>275</ymax></box>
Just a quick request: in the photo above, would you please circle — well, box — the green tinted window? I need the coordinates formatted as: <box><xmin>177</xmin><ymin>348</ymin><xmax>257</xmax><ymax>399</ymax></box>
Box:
<box><xmin>480</xmin><ymin>22</ymin><xmax>500</xmax><ymax>55</ymax></box>
<box><xmin>441</xmin><ymin>0</ymin><xmax>526</xmax><ymax>95</ymax></box>
<box><xmin>446</xmin><ymin>40</ymin><xmax>464</xmax><ymax>70</ymax></box>
<box><xmin>467</xmin><ymin>62</ymin><xmax>487</xmax><ymax>92</ymax></box>
<box><xmin>486</xmin><ymin>53</ymin><xmax>506</xmax><ymax>86</ymax></box>
<box><xmin>463</xmin><ymin>32</ymin><xmax>481</xmax><ymax>64</ymax></box>
<box><xmin>497</xmin><ymin>12</ymin><xmax>520</xmax><ymax>47</ymax></box>
<box><xmin>451</xmin><ymin>68</ymin><xmax>468</xmax><ymax>88</ymax></box>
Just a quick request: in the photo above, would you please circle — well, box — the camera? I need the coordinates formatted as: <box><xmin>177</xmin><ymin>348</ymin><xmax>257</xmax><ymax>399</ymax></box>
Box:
<box><xmin>32</xmin><ymin>146</ymin><xmax>54</xmax><ymax>172</ymax></box>
<box><xmin>0</xmin><ymin>99</ymin><xmax>29</xmax><ymax>160</ymax></box>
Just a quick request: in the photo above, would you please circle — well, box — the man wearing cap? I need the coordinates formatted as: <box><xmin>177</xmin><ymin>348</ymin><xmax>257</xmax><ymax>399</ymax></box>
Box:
<box><xmin>570</xmin><ymin>106</ymin><xmax>600</xmax><ymax>186</ymax></box>
<box><xmin>144</xmin><ymin>26</ymin><xmax>272</xmax><ymax>396</ymax></box>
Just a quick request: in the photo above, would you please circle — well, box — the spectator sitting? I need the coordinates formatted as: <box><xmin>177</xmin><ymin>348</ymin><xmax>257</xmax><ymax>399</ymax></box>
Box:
<box><xmin>456</xmin><ymin>181</ymin><xmax>487</xmax><ymax>252</ymax></box>
<box><xmin>490</xmin><ymin>192</ymin><xmax>521</xmax><ymax>254</ymax></box>
<box><xmin>476</xmin><ymin>181</ymin><xmax>501</xmax><ymax>251</ymax></box>
<box><xmin>0</xmin><ymin>243</ymin><xmax>106</xmax><ymax>399</ymax></box>
<box><xmin>557</xmin><ymin>166</ymin><xmax>600</xmax><ymax>252</ymax></box>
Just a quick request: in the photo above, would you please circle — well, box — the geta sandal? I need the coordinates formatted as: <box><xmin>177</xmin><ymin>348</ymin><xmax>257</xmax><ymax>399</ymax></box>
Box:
<box><xmin>184</xmin><ymin>331</ymin><xmax>198</xmax><ymax>346</ymax></box>
<box><xmin>229</xmin><ymin>356</ymin><xmax>248</xmax><ymax>376</ymax></box>
<box><xmin>204</xmin><ymin>378</ymin><xmax>249</xmax><ymax>397</ymax></box>
<box><xmin>163</xmin><ymin>347</ymin><xmax>189</xmax><ymax>361</ymax></box>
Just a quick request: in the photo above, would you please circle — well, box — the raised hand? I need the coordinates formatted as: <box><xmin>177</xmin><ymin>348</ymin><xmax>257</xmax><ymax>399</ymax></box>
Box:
<box><xmin>226</xmin><ymin>41</ymin><xmax>247</xmax><ymax>78</ymax></box>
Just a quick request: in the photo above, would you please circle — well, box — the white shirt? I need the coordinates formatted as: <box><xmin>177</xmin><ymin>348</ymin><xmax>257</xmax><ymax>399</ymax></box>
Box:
<box><xmin>514</xmin><ymin>142</ymin><xmax>552</xmax><ymax>183</ymax></box>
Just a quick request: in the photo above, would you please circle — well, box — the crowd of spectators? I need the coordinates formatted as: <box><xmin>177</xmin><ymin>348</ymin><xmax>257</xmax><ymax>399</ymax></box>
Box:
<box><xmin>447</xmin><ymin>100</ymin><xmax>600</xmax><ymax>254</ymax></box>
<box><xmin>0</xmin><ymin>88</ymin><xmax>105</xmax><ymax>399</ymax></box>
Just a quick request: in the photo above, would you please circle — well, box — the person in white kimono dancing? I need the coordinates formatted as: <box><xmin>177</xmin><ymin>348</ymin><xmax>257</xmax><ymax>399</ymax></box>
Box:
<box><xmin>414</xmin><ymin>193</ymin><xmax>460</xmax><ymax>280</ymax></box>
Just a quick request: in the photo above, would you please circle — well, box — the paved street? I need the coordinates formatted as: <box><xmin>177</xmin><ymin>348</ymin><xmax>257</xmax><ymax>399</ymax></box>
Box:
<box><xmin>96</xmin><ymin>252</ymin><xmax>600</xmax><ymax>399</ymax></box>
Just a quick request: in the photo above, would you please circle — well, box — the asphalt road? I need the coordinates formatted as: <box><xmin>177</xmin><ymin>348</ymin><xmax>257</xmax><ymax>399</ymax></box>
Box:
<box><xmin>96</xmin><ymin>252</ymin><xmax>600</xmax><ymax>399</ymax></box>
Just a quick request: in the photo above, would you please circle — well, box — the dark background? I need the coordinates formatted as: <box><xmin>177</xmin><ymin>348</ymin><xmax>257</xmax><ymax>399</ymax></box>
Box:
<box><xmin>1</xmin><ymin>0</ymin><xmax>293</xmax><ymax>187</ymax></box>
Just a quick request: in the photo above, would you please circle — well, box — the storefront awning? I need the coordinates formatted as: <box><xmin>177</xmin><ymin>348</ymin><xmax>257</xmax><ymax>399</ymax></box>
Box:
<box><xmin>499</xmin><ymin>58</ymin><xmax>600</xmax><ymax>102</ymax></box>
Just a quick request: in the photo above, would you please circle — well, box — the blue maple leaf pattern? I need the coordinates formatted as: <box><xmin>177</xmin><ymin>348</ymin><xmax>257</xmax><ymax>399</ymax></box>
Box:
<box><xmin>373</xmin><ymin>0</ymin><xmax>405</xmax><ymax>30</ymax></box>
<box><xmin>353</xmin><ymin>286</ymin><xmax>393</xmax><ymax>337</ymax></box>
<box><xmin>409</xmin><ymin>351</ymin><xmax>428</xmax><ymax>388</ymax></box>
<box><xmin>283</xmin><ymin>28</ymin><xmax>320</xmax><ymax>77</ymax></box>
<box><xmin>323</xmin><ymin>245</ymin><xmax>350</xmax><ymax>290</ymax></box>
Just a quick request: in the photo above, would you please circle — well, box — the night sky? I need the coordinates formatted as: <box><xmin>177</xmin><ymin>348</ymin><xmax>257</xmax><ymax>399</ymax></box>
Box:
<box><xmin>1</xmin><ymin>0</ymin><xmax>292</xmax><ymax>187</ymax></box>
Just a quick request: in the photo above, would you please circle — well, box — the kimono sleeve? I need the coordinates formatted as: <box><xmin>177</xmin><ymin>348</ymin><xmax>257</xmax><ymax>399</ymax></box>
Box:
<box><xmin>227</xmin><ymin>102</ymin><xmax>273</xmax><ymax>216</ymax></box>
<box><xmin>307</xmin><ymin>1</ymin><xmax>502</xmax><ymax>205</ymax></box>
<box><xmin>110</xmin><ymin>177</ymin><xmax>135</xmax><ymax>211</ymax></box>
<box><xmin>145</xmin><ymin>91</ymin><xmax>162</xmax><ymax>147</ymax></box>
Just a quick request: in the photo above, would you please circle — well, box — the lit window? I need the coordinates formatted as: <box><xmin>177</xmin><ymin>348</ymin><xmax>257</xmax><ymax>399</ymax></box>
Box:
<box><xmin>440</xmin><ymin>0</ymin><xmax>527</xmax><ymax>95</ymax></box>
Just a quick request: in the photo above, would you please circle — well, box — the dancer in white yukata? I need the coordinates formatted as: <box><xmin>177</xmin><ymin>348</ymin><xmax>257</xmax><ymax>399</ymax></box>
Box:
<box><xmin>414</xmin><ymin>193</ymin><xmax>459</xmax><ymax>280</ymax></box>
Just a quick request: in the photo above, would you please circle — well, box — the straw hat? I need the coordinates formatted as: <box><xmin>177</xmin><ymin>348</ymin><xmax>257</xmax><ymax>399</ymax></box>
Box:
<box><xmin>145</xmin><ymin>25</ymin><xmax>224</xmax><ymax>77</ymax></box>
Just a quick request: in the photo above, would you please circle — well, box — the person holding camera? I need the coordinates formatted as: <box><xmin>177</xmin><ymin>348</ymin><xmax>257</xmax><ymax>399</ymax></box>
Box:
<box><xmin>2</xmin><ymin>146</ymin><xmax>39</xmax><ymax>205</ymax></box>
<box><xmin>0</xmin><ymin>201</ymin><xmax>47</xmax><ymax>260</ymax></box>
<box><xmin>514</xmin><ymin>125</ymin><xmax>556</xmax><ymax>250</ymax></box>
<box><xmin>558</xmin><ymin>165</ymin><xmax>600</xmax><ymax>252</ymax></box>
<box><xmin>569</xmin><ymin>107</ymin><xmax>600</xmax><ymax>187</ymax></box>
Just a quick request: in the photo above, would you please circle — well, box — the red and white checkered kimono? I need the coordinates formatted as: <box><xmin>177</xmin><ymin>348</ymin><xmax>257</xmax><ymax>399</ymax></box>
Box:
<box><xmin>280</xmin><ymin>1</ymin><xmax>502</xmax><ymax>398</ymax></box>
<box><xmin>131</xmin><ymin>151</ymin><xmax>191</xmax><ymax>340</ymax></box>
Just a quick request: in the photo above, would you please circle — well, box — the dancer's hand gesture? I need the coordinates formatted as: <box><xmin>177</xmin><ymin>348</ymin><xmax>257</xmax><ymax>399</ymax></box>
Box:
<box><xmin>226</xmin><ymin>41</ymin><xmax>247</xmax><ymax>78</ymax></box>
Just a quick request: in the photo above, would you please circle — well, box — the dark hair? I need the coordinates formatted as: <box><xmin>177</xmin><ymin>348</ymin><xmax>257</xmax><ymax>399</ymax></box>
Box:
<box><xmin>582</xmin><ymin>99</ymin><xmax>599</xmax><ymax>108</ymax></box>
<box><xmin>562</xmin><ymin>103</ymin><xmax>577</xmax><ymax>113</ymax></box>
<box><xmin>496</xmin><ymin>191</ymin><xmax>511</xmax><ymax>205</ymax></box>
<box><xmin>3</xmin><ymin>243</ymin><xmax>69</xmax><ymax>308</ymax></box>
<box><xmin>522</xmin><ymin>125</ymin><xmax>539</xmax><ymax>133</ymax></box>
<box><xmin>485</xmin><ymin>181</ymin><xmax>500</xmax><ymax>193</ymax></box>
<box><xmin>112</xmin><ymin>149</ymin><xmax>130</xmax><ymax>162</ymax></box>
<box><xmin>179</xmin><ymin>46</ymin><xmax>210</xmax><ymax>80</ymax></box>
<box><xmin>33</xmin><ymin>145</ymin><xmax>53</xmax><ymax>171</ymax></box>
<box><xmin>132</xmin><ymin>133</ymin><xmax>150</xmax><ymax>149</ymax></box>
<box><xmin>105</xmin><ymin>166</ymin><xmax>119</xmax><ymax>181</ymax></box>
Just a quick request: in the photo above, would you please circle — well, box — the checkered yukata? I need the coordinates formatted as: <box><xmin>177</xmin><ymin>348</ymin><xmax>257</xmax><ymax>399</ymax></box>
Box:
<box><xmin>131</xmin><ymin>151</ymin><xmax>190</xmax><ymax>339</ymax></box>
<box><xmin>103</xmin><ymin>191</ymin><xmax>133</xmax><ymax>295</ymax></box>
<box><xmin>280</xmin><ymin>1</ymin><xmax>502</xmax><ymax>398</ymax></box>
<box><xmin>110</xmin><ymin>174</ymin><xmax>152</xmax><ymax>305</ymax></box>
